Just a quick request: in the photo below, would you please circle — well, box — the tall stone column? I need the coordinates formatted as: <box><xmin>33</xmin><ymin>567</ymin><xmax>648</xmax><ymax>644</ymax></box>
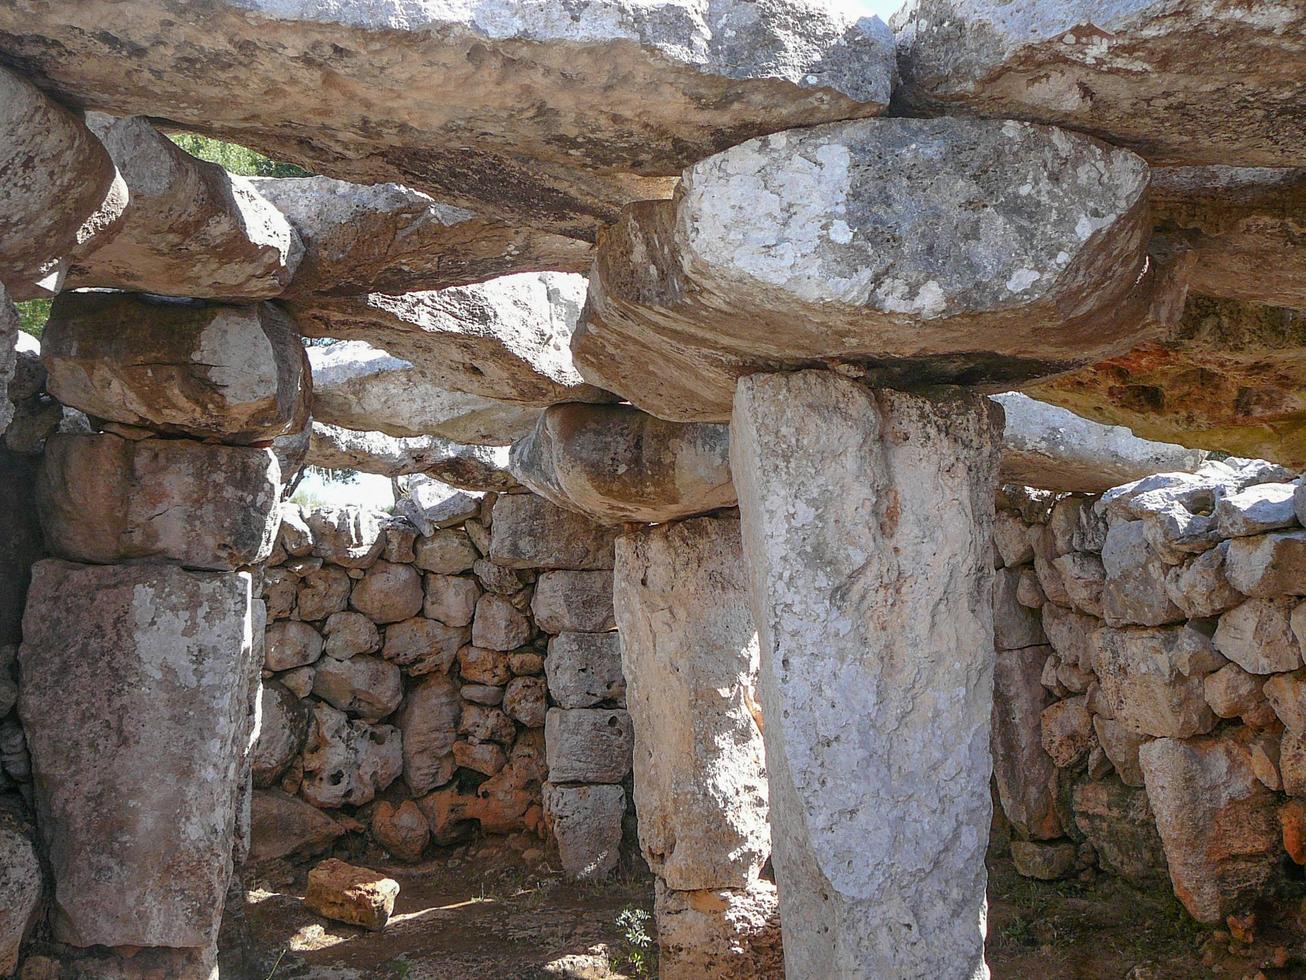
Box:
<box><xmin>730</xmin><ymin>370</ymin><xmax>1003</xmax><ymax>980</ymax></box>
<box><xmin>613</xmin><ymin>516</ymin><xmax>781</xmax><ymax>978</ymax></box>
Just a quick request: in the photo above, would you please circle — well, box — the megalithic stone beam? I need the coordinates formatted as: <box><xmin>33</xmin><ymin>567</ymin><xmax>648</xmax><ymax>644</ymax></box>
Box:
<box><xmin>731</xmin><ymin>370</ymin><xmax>1002</xmax><ymax>979</ymax></box>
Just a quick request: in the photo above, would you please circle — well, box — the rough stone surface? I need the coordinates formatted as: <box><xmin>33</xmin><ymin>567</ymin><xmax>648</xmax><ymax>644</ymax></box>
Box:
<box><xmin>248</xmin><ymin>789</ymin><xmax>343</xmax><ymax>864</ymax></box>
<box><xmin>265</xmin><ymin>621</ymin><xmax>324</xmax><ymax>672</ymax></box>
<box><xmin>423</xmin><ymin>574</ymin><xmax>481</xmax><ymax>629</ymax></box>
<box><xmin>1071</xmin><ymin>778</ymin><xmax>1168</xmax><ymax>885</ymax></box>
<box><xmin>252</xmin><ymin>175</ymin><xmax>592</xmax><ymax>297</ymax></box>
<box><xmin>1040</xmin><ymin>696</ymin><xmax>1095</xmax><ymax>768</ymax></box>
<box><xmin>654</xmin><ymin>879</ymin><xmax>785</xmax><ymax>980</ymax></box>
<box><xmin>295</xmin><ymin>566</ymin><xmax>352</xmax><ymax>623</ymax></box>
<box><xmin>67</xmin><ymin>114</ymin><xmax>301</xmax><ymax>298</ymax></box>
<box><xmin>490</xmin><ymin>494</ymin><xmax>618</xmax><ymax>570</ymax></box>
<box><xmin>544</xmin><ymin>708</ymin><xmax>633</xmax><ymax>785</ymax></box>
<box><xmin>42</xmin><ymin>292</ymin><xmax>309</xmax><ymax>443</ymax></box>
<box><xmin>0</xmin><ymin>288</ymin><xmax>15</xmax><ymax>435</ymax></box>
<box><xmin>312</xmin><ymin>655</ymin><xmax>404</xmax><ymax>723</ymax></box>
<box><xmin>304</xmin><ymin>859</ymin><xmax>399</xmax><ymax>932</ymax></box>
<box><xmin>252</xmin><ymin>682</ymin><xmax>308</xmax><ymax>788</ymax></box>
<box><xmin>0</xmin><ymin>64</ymin><xmax>127</xmax><ymax>296</ymax></box>
<box><xmin>1091</xmin><ymin>627</ymin><xmax>1219</xmax><ymax>738</ymax></box>
<box><xmin>413</xmin><ymin>529</ymin><xmax>480</xmax><ymax>576</ymax></box>
<box><xmin>993</xmin><ymin>566</ymin><xmax>1048</xmax><ymax>650</ymax></box>
<box><xmin>1092</xmin><ymin>717</ymin><xmax>1147</xmax><ymax>788</ymax></box>
<box><xmin>396</xmin><ymin>675</ymin><xmax>461</xmax><ymax>796</ymax></box>
<box><xmin>1214</xmin><ymin>598</ymin><xmax>1303</xmax><ymax>674</ymax></box>
<box><xmin>1205</xmin><ymin>662</ymin><xmax>1272</xmax><ymax>726</ymax></box>
<box><xmin>1164</xmin><ymin>542</ymin><xmax>1245</xmax><ymax>619</ymax></box>
<box><xmin>614</xmin><ymin>518</ymin><xmax>769</xmax><ymax>891</ymax></box>
<box><xmin>992</xmin><ymin>647</ymin><xmax>1062</xmax><ymax>840</ymax></box>
<box><xmin>542</xmin><ymin>782</ymin><xmax>625</xmax><ymax>881</ymax></box>
<box><xmin>1010</xmin><ymin>839</ymin><xmax>1077</xmax><ymax>881</ymax></box>
<box><xmin>731</xmin><ymin>372</ymin><xmax>1001</xmax><ymax>979</ymax></box>
<box><xmin>577</xmin><ymin>119</ymin><xmax>1155</xmax><ymax>421</ymax></box>
<box><xmin>300</xmin><ymin>702</ymin><xmax>402</xmax><ymax>809</ymax></box>
<box><xmin>349</xmin><ymin>560</ymin><xmax>424</xmax><ymax>625</ymax></box>
<box><xmin>370</xmin><ymin>799</ymin><xmax>430</xmax><ymax>864</ymax></box>
<box><xmin>382</xmin><ymin>618</ymin><xmax>467</xmax><ymax>677</ymax></box>
<box><xmin>1264</xmin><ymin>670</ymin><xmax>1306</xmax><ymax>735</ymax></box>
<box><xmin>0</xmin><ymin>1</ymin><xmax>895</xmax><ymax>239</ymax></box>
<box><xmin>294</xmin><ymin>274</ymin><xmax>613</xmax><ymax>406</ymax></box>
<box><xmin>307</xmin><ymin>340</ymin><xmax>541</xmax><ymax>445</ymax></box>
<box><xmin>37</xmin><ymin>433</ymin><xmax>280</xmax><ymax>570</ymax></box>
<box><xmin>531</xmin><ymin>570</ymin><xmax>615</xmax><ymax>634</ymax></box>
<box><xmin>1224</xmin><ymin>530</ymin><xmax>1306</xmax><ymax>597</ymax></box>
<box><xmin>472</xmin><ymin>594</ymin><xmax>533</xmax><ymax>651</ymax></box>
<box><xmin>0</xmin><ymin>814</ymin><xmax>41</xmax><ymax>977</ymax></box>
<box><xmin>19</xmin><ymin>560</ymin><xmax>256</xmax><ymax>947</ymax></box>
<box><xmin>1216</xmin><ymin>482</ymin><xmax>1300</xmax><ymax>538</ymax></box>
<box><xmin>308</xmin><ymin>422</ymin><xmax>519</xmax><ymax>489</ymax></box>
<box><xmin>510</xmin><ymin>403</ymin><xmax>734</xmax><ymax>523</ymax></box>
<box><xmin>1140</xmin><ymin>732</ymin><xmax>1283</xmax><ymax>922</ymax></box>
<box><xmin>322</xmin><ymin>611</ymin><xmax>381</xmax><ymax>661</ymax></box>
<box><xmin>503</xmin><ymin>676</ymin><xmax>547</xmax><ymax>729</ymax></box>
<box><xmin>545</xmin><ymin>632</ymin><xmax>626</xmax><ymax>709</ymax></box>
<box><xmin>893</xmin><ymin>1</ymin><xmax>1306</xmax><ymax>168</ymax></box>
<box><xmin>309</xmin><ymin>507</ymin><xmax>386</xmax><ymax>570</ymax></box>
<box><xmin>1101</xmin><ymin>520</ymin><xmax>1185</xmax><ymax>628</ymax></box>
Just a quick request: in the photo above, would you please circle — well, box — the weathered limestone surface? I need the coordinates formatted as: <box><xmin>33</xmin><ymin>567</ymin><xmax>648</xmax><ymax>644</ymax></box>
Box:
<box><xmin>300</xmin><ymin>702</ymin><xmax>402</xmax><ymax>809</ymax></box>
<box><xmin>0</xmin><ymin>64</ymin><xmax>127</xmax><ymax>297</ymax></box>
<box><xmin>0</xmin><ymin>1</ymin><xmax>895</xmax><ymax>240</ymax></box>
<box><xmin>294</xmin><ymin>273</ymin><xmax>612</xmax><ymax>406</ymax></box>
<box><xmin>304</xmin><ymin>859</ymin><xmax>399</xmax><ymax>932</ymax></box>
<box><xmin>992</xmin><ymin>646</ymin><xmax>1062</xmax><ymax>840</ymax></box>
<box><xmin>511</xmin><ymin>403</ymin><xmax>734</xmax><ymax>523</ymax></box>
<box><xmin>654</xmin><ymin>879</ymin><xmax>785</xmax><ymax>980</ymax></box>
<box><xmin>1032</xmin><ymin>296</ymin><xmax>1306</xmax><ymax>467</ymax></box>
<box><xmin>37</xmin><ymin>433</ymin><xmax>280</xmax><ymax>569</ymax></box>
<box><xmin>0</xmin><ymin>286</ymin><xmax>15</xmax><ymax>435</ymax></box>
<box><xmin>544</xmin><ymin>708</ymin><xmax>633</xmax><ymax>784</ymax></box>
<box><xmin>993</xmin><ymin>393</ymin><xmax>1205</xmax><ymax>493</ymax></box>
<box><xmin>0</xmin><ymin>814</ymin><xmax>41</xmax><ymax>976</ymax></box>
<box><xmin>19</xmin><ymin>560</ymin><xmax>256</xmax><ymax>947</ymax></box>
<box><xmin>308</xmin><ymin>421</ymin><xmax>519</xmax><ymax>490</ymax></box>
<box><xmin>542</xmin><ymin>782</ymin><xmax>625</xmax><ymax>881</ymax></box>
<box><xmin>1152</xmin><ymin>167</ymin><xmax>1306</xmax><ymax>311</ymax></box>
<box><xmin>893</xmin><ymin>1</ymin><xmax>1306</xmax><ymax>168</ymax></box>
<box><xmin>489</xmin><ymin>494</ymin><xmax>619</xmax><ymax>571</ymax></box>
<box><xmin>545</xmin><ymin>632</ymin><xmax>625</xmax><ymax>709</ymax></box>
<box><xmin>576</xmin><ymin>118</ymin><xmax>1155</xmax><ymax>421</ymax></box>
<box><xmin>731</xmin><ymin>371</ymin><xmax>1002</xmax><ymax>978</ymax></box>
<box><xmin>614</xmin><ymin>518</ymin><xmax>769</xmax><ymax>891</ymax></box>
<box><xmin>251</xmin><ymin>175</ymin><xmax>592</xmax><ymax>297</ymax></box>
<box><xmin>43</xmin><ymin>292</ymin><xmax>309</xmax><ymax>443</ymax></box>
<box><xmin>66</xmin><ymin>114</ymin><xmax>301</xmax><ymax>298</ymax></box>
<box><xmin>308</xmin><ymin>341</ymin><xmax>539</xmax><ymax>445</ymax></box>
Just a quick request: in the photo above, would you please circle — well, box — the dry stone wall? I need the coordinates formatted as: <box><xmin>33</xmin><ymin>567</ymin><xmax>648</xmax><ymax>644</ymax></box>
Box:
<box><xmin>252</xmin><ymin>492</ymin><xmax>634</xmax><ymax>879</ymax></box>
<box><xmin>991</xmin><ymin>460</ymin><xmax>1306</xmax><ymax>923</ymax></box>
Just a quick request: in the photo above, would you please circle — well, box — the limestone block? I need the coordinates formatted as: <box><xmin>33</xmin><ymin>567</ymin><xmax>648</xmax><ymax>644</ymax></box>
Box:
<box><xmin>654</xmin><ymin>879</ymin><xmax>784</xmax><ymax>980</ymax></box>
<box><xmin>1225</xmin><ymin>530</ymin><xmax>1306</xmax><ymax>597</ymax></box>
<box><xmin>277</xmin><ymin>504</ymin><xmax>313</xmax><ymax>557</ymax></box>
<box><xmin>423</xmin><ymin>574</ymin><xmax>481</xmax><ymax>628</ymax></box>
<box><xmin>1265</xmin><ymin>671</ymin><xmax>1306</xmax><ymax>735</ymax></box>
<box><xmin>509</xmin><ymin>403</ymin><xmax>734</xmax><ymax>523</ymax></box>
<box><xmin>1152</xmin><ymin>166</ymin><xmax>1306</xmax><ymax>309</ymax></box>
<box><xmin>993</xmin><ymin>392</ymin><xmax>1205</xmax><ymax>494</ymax></box>
<box><xmin>371</xmin><ymin>799</ymin><xmax>430</xmax><ymax>864</ymax></box>
<box><xmin>0</xmin><ymin>453</ymin><xmax>46</xmax><ymax>647</ymax></box>
<box><xmin>263</xmin><ymin>568</ymin><xmax>297</xmax><ymax>619</ymax></box>
<box><xmin>731</xmin><ymin>372</ymin><xmax>1001</xmax><ymax>978</ymax></box>
<box><xmin>1142</xmin><ymin>504</ymin><xmax>1221</xmax><ymax>564</ymax></box>
<box><xmin>308</xmin><ymin>507</ymin><xmax>387</xmax><ymax>569</ymax></box>
<box><xmin>349</xmin><ymin>560</ymin><xmax>423</xmax><ymax>624</ymax></box>
<box><xmin>1040</xmin><ymin>601</ymin><xmax>1102</xmax><ymax>672</ymax></box>
<box><xmin>1216</xmin><ymin>482</ymin><xmax>1300</xmax><ymax>538</ymax></box>
<box><xmin>322</xmin><ymin>611</ymin><xmax>381</xmax><ymax>660</ymax></box>
<box><xmin>894</xmin><ymin>1</ymin><xmax>1306</xmax><ymax>167</ymax></box>
<box><xmin>460</xmin><ymin>684</ymin><xmax>504</xmax><ymax>707</ymax></box>
<box><xmin>542</xmin><ymin>782</ymin><xmax>625</xmax><ymax>881</ymax></box>
<box><xmin>67</xmin><ymin>114</ymin><xmax>301</xmax><ymax>298</ymax></box>
<box><xmin>1051</xmin><ymin>552</ymin><xmax>1105</xmax><ymax>619</ymax></box>
<box><xmin>503</xmin><ymin>676</ymin><xmax>547</xmax><ymax>728</ymax></box>
<box><xmin>413</xmin><ymin>529</ymin><xmax>480</xmax><ymax>575</ymax></box>
<box><xmin>614</xmin><ymin>518</ymin><xmax>769</xmax><ymax>890</ymax></box>
<box><xmin>458</xmin><ymin>646</ymin><xmax>513</xmax><ymax>687</ymax></box>
<box><xmin>279</xmin><ymin>665</ymin><xmax>315</xmax><ymax>699</ymax></box>
<box><xmin>1016</xmin><ymin>567</ymin><xmax>1044</xmax><ymax>610</ymax></box>
<box><xmin>510</xmin><ymin>650</ymin><xmax>545</xmax><ymax>677</ymax></box>
<box><xmin>305</xmin><ymin>859</ymin><xmax>398</xmax><ymax>932</ymax></box>
<box><xmin>1140</xmin><ymin>732</ymin><xmax>1283</xmax><ymax>923</ymax></box>
<box><xmin>531</xmin><ymin>570</ymin><xmax>615</xmax><ymax>634</ymax></box>
<box><xmin>1092</xmin><ymin>626</ymin><xmax>1218</xmax><ymax>738</ymax></box>
<box><xmin>308</xmin><ymin>422</ymin><xmax>519</xmax><ymax>490</ymax></box>
<box><xmin>0</xmin><ymin>65</ymin><xmax>126</xmax><ymax>295</ymax></box>
<box><xmin>42</xmin><ymin>292</ymin><xmax>308</xmax><ymax>443</ymax></box>
<box><xmin>577</xmin><ymin>119</ymin><xmax>1154</xmax><ymax>421</ymax></box>
<box><xmin>312</xmin><ymin>655</ymin><xmax>403</xmax><ymax>723</ymax></box>
<box><xmin>19</xmin><ymin>560</ymin><xmax>256</xmax><ymax>947</ymax></box>
<box><xmin>544</xmin><ymin>708</ymin><xmax>633</xmax><ymax>784</ymax></box>
<box><xmin>307</xmin><ymin>341</ymin><xmax>540</xmax><ymax>445</ymax></box>
<box><xmin>459</xmin><ymin>703</ymin><xmax>517</xmax><ymax>745</ymax></box>
<box><xmin>248</xmin><ymin>790</ymin><xmax>344</xmax><ymax>863</ymax></box>
<box><xmin>993</xmin><ymin>566</ymin><xmax>1047</xmax><ymax>650</ymax></box>
<box><xmin>1092</xmin><ymin>717</ymin><xmax>1147</xmax><ymax>788</ymax></box>
<box><xmin>474</xmin><ymin>558</ymin><xmax>527</xmax><ymax>596</ymax></box>
<box><xmin>1040</xmin><ymin>696</ymin><xmax>1094</xmax><ymax>768</ymax></box>
<box><xmin>38</xmin><ymin>433</ymin><xmax>280</xmax><ymax>570</ymax></box>
<box><xmin>395</xmin><ymin>482</ymin><xmax>481</xmax><ymax>537</ymax></box>
<box><xmin>1214</xmin><ymin>598</ymin><xmax>1303</xmax><ymax>674</ymax></box>
<box><xmin>453</xmin><ymin>739</ymin><xmax>506</xmax><ymax>776</ymax></box>
<box><xmin>1101</xmin><ymin>520</ymin><xmax>1185</xmax><ymax>627</ymax></box>
<box><xmin>489</xmin><ymin>493</ymin><xmax>618</xmax><ymax>570</ymax></box>
<box><xmin>264</xmin><ymin>621</ymin><xmax>323</xmax><ymax>672</ymax></box>
<box><xmin>993</xmin><ymin>511</ymin><xmax>1034</xmax><ymax>568</ymax></box>
<box><xmin>396</xmin><ymin>674</ymin><xmax>461</xmax><ymax>796</ymax></box>
<box><xmin>1205</xmin><ymin>662</ymin><xmax>1273</xmax><ymax>727</ymax></box>
<box><xmin>992</xmin><ymin>646</ymin><xmax>1063</xmax><ymax>840</ymax></box>
<box><xmin>545</xmin><ymin>632</ymin><xmax>626</xmax><ymax>708</ymax></box>
<box><xmin>1010</xmin><ymin>840</ymin><xmax>1076</xmax><ymax>881</ymax></box>
<box><xmin>472</xmin><ymin>594</ymin><xmax>532</xmax><ymax>651</ymax></box>
<box><xmin>252</xmin><ymin>682</ymin><xmax>308</xmax><ymax>788</ymax></box>
<box><xmin>1070</xmin><ymin>778</ymin><xmax>1168</xmax><ymax>886</ymax></box>
<box><xmin>294</xmin><ymin>273</ymin><xmax>612</xmax><ymax>406</ymax></box>
<box><xmin>0</xmin><ymin>814</ymin><xmax>41</xmax><ymax>977</ymax></box>
<box><xmin>1284</xmin><ymin>732</ymin><xmax>1306</xmax><ymax>797</ymax></box>
<box><xmin>1163</xmin><ymin>542</ymin><xmax>1245</xmax><ymax>620</ymax></box>
<box><xmin>296</xmin><ymin>566</ymin><xmax>352</xmax><ymax>622</ymax></box>
<box><xmin>300</xmin><ymin>702</ymin><xmax>402</xmax><ymax>808</ymax></box>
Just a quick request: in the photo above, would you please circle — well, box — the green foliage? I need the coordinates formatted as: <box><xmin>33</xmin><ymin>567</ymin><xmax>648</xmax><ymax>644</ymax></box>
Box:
<box><xmin>15</xmin><ymin>298</ymin><xmax>50</xmax><ymax>338</ymax></box>
<box><xmin>168</xmin><ymin>133</ymin><xmax>309</xmax><ymax>178</ymax></box>
<box><xmin>612</xmin><ymin>906</ymin><xmax>656</xmax><ymax>979</ymax></box>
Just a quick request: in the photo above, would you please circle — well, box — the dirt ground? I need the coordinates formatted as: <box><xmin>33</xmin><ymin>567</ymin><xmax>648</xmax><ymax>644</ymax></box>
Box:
<box><xmin>237</xmin><ymin>847</ymin><xmax>1306</xmax><ymax>980</ymax></box>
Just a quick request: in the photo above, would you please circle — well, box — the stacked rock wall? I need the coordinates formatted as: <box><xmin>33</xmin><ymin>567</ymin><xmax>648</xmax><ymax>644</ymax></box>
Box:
<box><xmin>253</xmin><ymin>492</ymin><xmax>634</xmax><ymax>877</ymax></box>
<box><xmin>992</xmin><ymin>464</ymin><xmax>1306</xmax><ymax>922</ymax></box>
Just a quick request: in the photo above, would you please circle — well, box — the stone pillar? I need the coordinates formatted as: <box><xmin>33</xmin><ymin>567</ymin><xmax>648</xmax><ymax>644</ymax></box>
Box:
<box><xmin>613</xmin><ymin>516</ymin><xmax>781</xmax><ymax>978</ymax></box>
<box><xmin>730</xmin><ymin>370</ymin><xmax>1003</xmax><ymax>980</ymax></box>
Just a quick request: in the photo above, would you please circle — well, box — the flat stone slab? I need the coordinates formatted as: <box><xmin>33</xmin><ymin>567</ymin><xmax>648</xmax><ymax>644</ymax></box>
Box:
<box><xmin>294</xmin><ymin>273</ymin><xmax>612</xmax><ymax>407</ymax></box>
<box><xmin>1030</xmin><ymin>295</ymin><xmax>1306</xmax><ymax>468</ymax></box>
<box><xmin>43</xmin><ymin>292</ymin><xmax>309</xmax><ymax>443</ymax></box>
<box><xmin>893</xmin><ymin>1</ymin><xmax>1306</xmax><ymax>168</ymax></box>
<box><xmin>0</xmin><ymin>65</ymin><xmax>126</xmax><ymax>298</ymax></box>
<box><xmin>307</xmin><ymin>340</ymin><xmax>541</xmax><ymax>445</ymax></box>
<box><xmin>65</xmin><ymin>114</ymin><xmax>301</xmax><ymax>299</ymax></box>
<box><xmin>251</xmin><ymin>175</ymin><xmax>593</xmax><ymax>298</ymax></box>
<box><xmin>0</xmin><ymin>1</ymin><xmax>895</xmax><ymax>239</ymax></box>
<box><xmin>576</xmin><ymin>118</ymin><xmax>1154</xmax><ymax>421</ymax></box>
<box><xmin>1152</xmin><ymin>167</ymin><xmax>1306</xmax><ymax>311</ymax></box>
<box><xmin>308</xmin><ymin>421</ymin><xmax>520</xmax><ymax>491</ymax></box>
